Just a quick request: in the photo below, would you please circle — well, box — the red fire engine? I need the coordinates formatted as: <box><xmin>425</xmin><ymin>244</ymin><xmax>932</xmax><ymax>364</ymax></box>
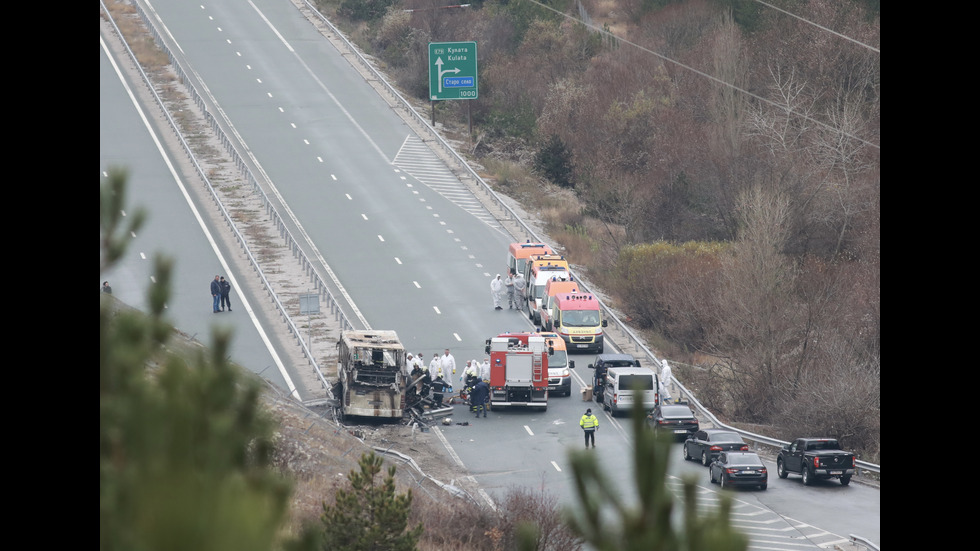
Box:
<box><xmin>484</xmin><ymin>332</ymin><xmax>550</xmax><ymax>410</ymax></box>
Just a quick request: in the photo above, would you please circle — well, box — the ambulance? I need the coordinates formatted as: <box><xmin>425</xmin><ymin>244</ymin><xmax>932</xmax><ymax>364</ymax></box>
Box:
<box><xmin>537</xmin><ymin>331</ymin><xmax>574</xmax><ymax>396</ymax></box>
<box><xmin>507</xmin><ymin>241</ymin><xmax>553</xmax><ymax>279</ymax></box>
<box><xmin>524</xmin><ymin>255</ymin><xmax>570</xmax><ymax>325</ymax></box>
<box><xmin>551</xmin><ymin>293</ymin><xmax>607</xmax><ymax>353</ymax></box>
<box><xmin>538</xmin><ymin>276</ymin><xmax>579</xmax><ymax>332</ymax></box>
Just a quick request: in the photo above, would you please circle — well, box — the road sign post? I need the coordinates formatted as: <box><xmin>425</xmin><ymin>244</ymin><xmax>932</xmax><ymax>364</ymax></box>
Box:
<box><xmin>300</xmin><ymin>293</ymin><xmax>320</xmax><ymax>349</ymax></box>
<box><xmin>428</xmin><ymin>41</ymin><xmax>478</xmax><ymax>101</ymax></box>
<box><xmin>429</xmin><ymin>41</ymin><xmax>478</xmax><ymax>128</ymax></box>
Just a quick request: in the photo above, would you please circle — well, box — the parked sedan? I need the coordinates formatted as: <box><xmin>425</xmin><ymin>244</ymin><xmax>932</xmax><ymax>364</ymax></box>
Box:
<box><xmin>647</xmin><ymin>404</ymin><xmax>699</xmax><ymax>438</ymax></box>
<box><xmin>709</xmin><ymin>452</ymin><xmax>768</xmax><ymax>491</ymax></box>
<box><xmin>683</xmin><ymin>429</ymin><xmax>749</xmax><ymax>466</ymax></box>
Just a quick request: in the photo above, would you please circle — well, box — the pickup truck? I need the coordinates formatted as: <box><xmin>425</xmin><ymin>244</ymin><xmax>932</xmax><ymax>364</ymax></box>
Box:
<box><xmin>776</xmin><ymin>438</ymin><xmax>856</xmax><ymax>486</ymax></box>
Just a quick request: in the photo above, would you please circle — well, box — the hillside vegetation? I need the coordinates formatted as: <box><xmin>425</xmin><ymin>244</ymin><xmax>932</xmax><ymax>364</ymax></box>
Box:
<box><xmin>318</xmin><ymin>0</ymin><xmax>880</xmax><ymax>460</ymax></box>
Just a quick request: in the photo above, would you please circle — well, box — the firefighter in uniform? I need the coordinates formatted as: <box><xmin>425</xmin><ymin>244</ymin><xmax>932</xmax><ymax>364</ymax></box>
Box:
<box><xmin>580</xmin><ymin>408</ymin><xmax>599</xmax><ymax>449</ymax></box>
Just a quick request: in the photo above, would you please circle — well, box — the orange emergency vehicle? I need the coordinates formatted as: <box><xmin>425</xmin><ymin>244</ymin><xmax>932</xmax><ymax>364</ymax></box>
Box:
<box><xmin>507</xmin><ymin>241</ymin><xmax>553</xmax><ymax>279</ymax></box>
<box><xmin>552</xmin><ymin>293</ymin><xmax>607</xmax><ymax>353</ymax></box>
<box><xmin>524</xmin><ymin>255</ymin><xmax>570</xmax><ymax>324</ymax></box>
<box><xmin>537</xmin><ymin>331</ymin><xmax>574</xmax><ymax>396</ymax></box>
<box><xmin>539</xmin><ymin>276</ymin><xmax>579</xmax><ymax>331</ymax></box>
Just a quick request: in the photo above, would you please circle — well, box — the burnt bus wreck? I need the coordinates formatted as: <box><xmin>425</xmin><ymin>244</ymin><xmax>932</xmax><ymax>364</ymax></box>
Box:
<box><xmin>335</xmin><ymin>330</ymin><xmax>408</xmax><ymax>422</ymax></box>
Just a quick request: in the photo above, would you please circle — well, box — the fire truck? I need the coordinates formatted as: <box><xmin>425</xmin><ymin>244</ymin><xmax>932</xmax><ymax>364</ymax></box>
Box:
<box><xmin>484</xmin><ymin>332</ymin><xmax>550</xmax><ymax>410</ymax></box>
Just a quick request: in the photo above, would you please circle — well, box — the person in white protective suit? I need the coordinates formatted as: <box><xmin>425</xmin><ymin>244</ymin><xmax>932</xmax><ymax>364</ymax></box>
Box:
<box><xmin>479</xmin><ymin>357</ymin><xmax>491</xmax><ymax>382</ymax></box>
<box><xmin>490</xmin><ymin>274</ymin><xmax>504</xmax><ymax>310</ymax></box>
<box><xmin>660</xmin><ymin>359</ymin><xmax>673</xmax><ymax>403</ymax></box>
<box><xmin>429</xmin><ymin>353</ymin><xmax>441</xmax><ymax>380</ymax></box>
<box><xmin>512</xmin><ymin>271</ymin><xmax>527</xmax><ymax>313</ymax></box>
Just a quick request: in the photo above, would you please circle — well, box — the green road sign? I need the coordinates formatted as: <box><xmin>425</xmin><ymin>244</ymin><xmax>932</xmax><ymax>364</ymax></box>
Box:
<box><xmin>428</xmin><ymin>42</ymin><xmax>478</xmax><ymax>101</ymax></box>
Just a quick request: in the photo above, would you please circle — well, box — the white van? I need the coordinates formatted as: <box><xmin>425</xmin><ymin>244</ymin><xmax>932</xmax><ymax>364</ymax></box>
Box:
<box><xmin>601</xmin><ymin>367</ymin><xmax>659</xmax><ymax>416</ymax></box>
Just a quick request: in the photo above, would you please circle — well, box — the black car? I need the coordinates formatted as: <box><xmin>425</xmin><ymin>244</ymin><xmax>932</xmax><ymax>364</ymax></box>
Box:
<box><xmin>683</xmin><ymin>429</ymin><xmax>748</xmax><ymax>466</ymax></box>
<box><xmin>647</xmin><ymin>404</ymin><xmax>699</xmax><ymax>438</ymax></box>
<box><xmin>709</xmin><ymin>452</ymin><xmax>768</xmax><ymax>491</ymax></box>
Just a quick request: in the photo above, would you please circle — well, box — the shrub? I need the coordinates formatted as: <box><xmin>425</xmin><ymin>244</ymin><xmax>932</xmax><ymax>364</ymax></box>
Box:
<box><xmin>338</xmin><ymin>0</ymin><xmax>396</xmax><ymax>22</ymax></box>
<box><xmin>320</xmin><ymin>451</ymin><xmax>423</xmax><ymax>551</ymax></box>
<box><xmin>534</xmin><ymin>134</ymin><xmax>575</xmax><ymax>189</ymax></box>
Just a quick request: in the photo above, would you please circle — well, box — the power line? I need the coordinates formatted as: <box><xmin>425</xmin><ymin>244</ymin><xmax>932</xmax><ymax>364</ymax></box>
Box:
<box><xmin>524</xmin><ymin>0</ymin><xmax>879</xmax><ymax>151</ymax></box>
<box><xmin>748</xmin><ymin>0</ymin><xmax>879</xmax><ymax>53</ymax></box>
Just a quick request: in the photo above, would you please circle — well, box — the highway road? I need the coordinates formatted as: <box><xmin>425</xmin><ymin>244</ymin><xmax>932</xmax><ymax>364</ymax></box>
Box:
<box><xmin>101</xmin><ymin>1</ymin><xmax>879</xmax><ymax>548</ymax></box>
<box><xmin>100</xmin><ymin>34</ymin><xmax>298</xmax><ymax>394</ymax></box>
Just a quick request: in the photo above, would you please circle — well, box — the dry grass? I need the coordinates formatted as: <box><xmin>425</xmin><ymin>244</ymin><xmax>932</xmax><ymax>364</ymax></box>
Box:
<box><xmin>270</xmin><ymin>391</ymin><xmax>582</xmax><ymax>550</ymax></box>
<box><xmin>106</xmin><ymin>0</ymin><xmax>170</xmax><ymax>68</ymax></box>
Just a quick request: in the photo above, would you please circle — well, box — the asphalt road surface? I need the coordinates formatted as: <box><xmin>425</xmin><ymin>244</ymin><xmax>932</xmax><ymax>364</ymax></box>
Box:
<box><xmin>101</xmin><ymin>1</ymin><xmax>880</xmax><ymax>548</ymax></box>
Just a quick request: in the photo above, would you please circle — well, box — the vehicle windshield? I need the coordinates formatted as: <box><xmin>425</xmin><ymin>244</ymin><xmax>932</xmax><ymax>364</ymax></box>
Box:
<box><xmin>561</xmin><ymin>309</ymin><xmax>601</xmax><ymax>327</ymax></box>
<box><xmin>619</xmin><ymin>375</ymin><xmax>653</xmax><ymax>390</ymax></box>
<box><xmin>548</xmin><ymin>350</ymin><xmax>568</xmax><ymax>370</ymax></box>
<box><xmin>607</xmin><ymin>360</ymin><xmax>636</xmax><ymax>367</ymax></box>
<box><xmin>661</xmin><ymin>406</ymin><xmax>693</xmax><ymax>418</ymax></box>
<box><xmin>711</xmin><ymin>432</ymin><xmax>743</xmax><ymax>442</ymax></box>
<box><xmin>726</xmin><ymin>454</ymin><xmax>762</xmax><ymax>466</ymax></box>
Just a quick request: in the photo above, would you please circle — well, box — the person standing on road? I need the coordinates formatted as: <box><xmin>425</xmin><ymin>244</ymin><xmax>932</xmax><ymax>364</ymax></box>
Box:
<box><xmin>512</xmin><ymin>271</ymin><xmax>526</xmax><ymax>312</ymax></box>
<box><xmin>463</xmin><ymin>359</ymin><xmax>479</xmax><ymax>389</ymax></box>
<box><xmin>432</xmin><ymin>373</ymin><xmax>449</xmax><ymax>408</ymax></box>
<box><xmin>470</xmin><ymin>379</ymin><xmax>490</xmax><ymax>418</ymax></box>
<box><xmin>490</xmin><ymin>274</ymin><xmax>504</xmax><ymax>310</ymax></box>
<box><xmin>470</xmin><ymin>359</ymin><xmax>481</xmax><ymax>384</ymax></box>
<box><xmin>580</xmin><ymin>408</ymin><xmax>599</xmax><ymax>449</ymax></box>
<box><xmin>102</xmin><ymin>281</ymin><xmax>112</xmax><ymax>294</ymax></box>
<box><xmin>480</xmin><ymin>357</ymin><xmax>491</xmax><ymax>382</ymax></box>
<box><xmin>407</xmin><ymin>360</ymin><xmax>425</xmax><ymax>413</ymax></box>
<box><xmin>408</xmin><ymin>356</ymin><xmax>424</xmax><ymax>385</ymax></box>
<box><xmin>429</xmin><ymin>353</ymin><xmax>441</xmax><ymax>381</ymax></box>
<box><xmin>505</xmin><ymin>270</ymin><xmax>516</xmax><ymax>309</ymax></box>
<box><xmin>219</xmin><ymin>276</ymin><xmax>232</xmax><ymax>312</ymax></box>
<box><xmin>660</xmin><ymin>359</ymin><xmax>673</xmax><ymax>404</ymax></box>
<box><xmin>441</xmin><ymin>348</ymin><xmax>457</xmax><ymax>383</ymax></box>
<box><xmin>210</xmin><ymin>275</ymin><xmax>221</xmax><ymax>313</ymax></box>
<box><xmin>408</xmin><ymin>353</ymin><xmax>423</xmax><ymax>374</ymax></box>
<box><xmin>406</xmin><ymin>353</ymin><xmax>416</xmax><ymax>376</ymax></box>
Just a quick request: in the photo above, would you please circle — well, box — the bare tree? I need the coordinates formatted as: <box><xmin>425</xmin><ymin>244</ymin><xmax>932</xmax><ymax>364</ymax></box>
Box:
<box><xmin>809</xmin><ymin>85</ymin><xmax>877</xmax><ymax>256</ymax></box>
<box><xmin>745</xmin><ymin>63</ymin><xmax>814</xmax><ymax>158</ymax></box>
<box><xmin>705</xmin><ymin>184</ymin><xmax>800</xmax><ymax>420</ymax></box>
<box><xmin>774</xmin><ymin>337</ymin><xmax>880</xmax><ymax>457</ymax></box>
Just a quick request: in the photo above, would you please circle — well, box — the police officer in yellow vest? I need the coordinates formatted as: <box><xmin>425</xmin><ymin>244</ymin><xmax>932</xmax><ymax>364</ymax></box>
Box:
<box><xmin>580</xmin><ymin>408</ymin><xmax>599</xmax><ymax>448</ymax></box>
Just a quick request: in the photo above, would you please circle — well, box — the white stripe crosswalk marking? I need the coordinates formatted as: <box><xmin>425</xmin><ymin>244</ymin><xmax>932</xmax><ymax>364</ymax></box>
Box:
<box><xmin>393</xmin><ymin>135</ymin><xmax>501</xmax><ymax>230</ymax></box>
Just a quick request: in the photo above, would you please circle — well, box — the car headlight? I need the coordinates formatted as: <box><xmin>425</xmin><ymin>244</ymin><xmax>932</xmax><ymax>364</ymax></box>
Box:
<box><xmin>561</xmin><ymin>368</ymin><xmax>570</xmax><ymax>377</ymax></box>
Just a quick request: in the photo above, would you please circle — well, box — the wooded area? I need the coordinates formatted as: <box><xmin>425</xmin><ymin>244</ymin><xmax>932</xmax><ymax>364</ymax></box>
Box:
<box><xmin>320</xmin><ymin>0</ymin><xmax>880</xmax><ymax>460</ymax></box>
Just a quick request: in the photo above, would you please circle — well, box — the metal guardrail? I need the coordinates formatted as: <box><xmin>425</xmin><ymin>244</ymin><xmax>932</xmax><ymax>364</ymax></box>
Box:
<box><xmin>669</xmin><ymin>376</ymin><xmax>880</xmax><ymax>475</ymax></box>
<box><xmin>106</xmin><ymin>1</ymin><xmax>880</xmax><ymax>476</ymax></box>
<box><xmin>304</xmin><ymin>5</ymin><xmax>881</xmax><ymax>476</ymax></box>
<box><xmin>849</xmin><ymin>534</ymin><xmax>880</xmax><ymax>551</ymax></box>
<box><xmin>102</xmin><ymin>1</ymin><xmax>343</xmax><ymax>395</ymax></box>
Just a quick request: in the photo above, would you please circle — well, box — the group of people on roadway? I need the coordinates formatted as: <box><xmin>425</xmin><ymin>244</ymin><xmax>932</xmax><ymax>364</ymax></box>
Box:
<box><xmin>490</xmin><ymin>269</ymin><xmax>526</xmax><ymax>311</ymax></box>
<box><xmin>402</xmin><ymin>336</ymin><xmax>671</xmax><ymax>449</ymax></box>
<box><xmin>209</xmin><ymin>274</ymin><xmax>233</xmax><ymax>313</ymax></box>
<box><xmin>407</xmin><ymin>350</ymin><xmax>491</xmax><ymax>414</ymax></box>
